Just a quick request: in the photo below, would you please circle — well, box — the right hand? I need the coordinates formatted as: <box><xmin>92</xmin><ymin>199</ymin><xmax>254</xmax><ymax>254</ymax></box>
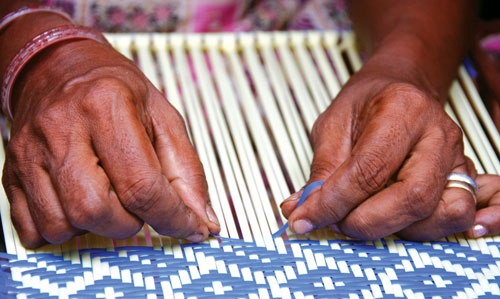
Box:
<box><xmin>2</xmin><ymin>38</ymin><xmax>220</xmax><ymax>248</ymax></box>
<box><xmin>281</xmin><ymin>67</ymin><xmax>477</xmax><ymax>241</ymax></box>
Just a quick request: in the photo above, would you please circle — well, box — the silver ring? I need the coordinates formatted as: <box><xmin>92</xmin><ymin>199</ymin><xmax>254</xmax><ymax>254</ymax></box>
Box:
<box><xmin>446</xmin><ymin>172</ymin><xmax>478</xmax><ymax>205</ymax></box>
<box><xmin>447</xmin><ymin>172</ymin><xmax>478</xmax><ymax>191</ymax></box>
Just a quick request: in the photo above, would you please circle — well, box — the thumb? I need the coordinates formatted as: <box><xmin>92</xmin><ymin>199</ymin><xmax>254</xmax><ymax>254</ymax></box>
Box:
<box><xmin>280</xmin><ymin>129</ymin><xmax>349</xmax><ymax>218</ymax></box>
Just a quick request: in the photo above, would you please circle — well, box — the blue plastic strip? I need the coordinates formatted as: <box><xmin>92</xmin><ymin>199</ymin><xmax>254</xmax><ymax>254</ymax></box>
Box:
<box><xmin>272</xmin><ymin>180</ymin><xmax>324</xmax><ymax>238</ymax></box>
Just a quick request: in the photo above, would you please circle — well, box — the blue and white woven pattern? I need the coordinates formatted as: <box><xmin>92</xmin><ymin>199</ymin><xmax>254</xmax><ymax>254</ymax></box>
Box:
<box><xmin>1</xmin><ymin>236</ymin><xmax>500</xmax><ymax>298</ymax></box>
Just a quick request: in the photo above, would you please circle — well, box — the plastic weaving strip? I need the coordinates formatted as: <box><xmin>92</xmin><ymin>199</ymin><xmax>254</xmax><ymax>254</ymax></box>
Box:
<box><xmin>271</xmin><ymin>180</ymin><xmax>324</xmax><ymax>239</ymax></box>
<box><xmin>1</xmin><ymin>31</ymin><xmax>500</xmax><ymax>298</ymax></box>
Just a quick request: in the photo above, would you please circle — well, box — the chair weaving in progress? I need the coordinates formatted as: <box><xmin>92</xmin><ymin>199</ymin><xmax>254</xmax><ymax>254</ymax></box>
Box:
<box><xmin>1</xmin><ymin>31</ymin><xmax>500</xmax><ymax>298</ymax></box>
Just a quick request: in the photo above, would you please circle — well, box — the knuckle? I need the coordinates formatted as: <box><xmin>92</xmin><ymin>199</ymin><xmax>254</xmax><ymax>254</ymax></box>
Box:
<box><xmin>120</xmin><ymin>175</ymin><xmax>164</xmax><ymax>213</ymax></box>
<box><xmin>80</xmin><ymin>78</ymin><xmax>135</xmax><ymax>112</ymax></box>
<box><xmin>66</xmin><ymin>196</ymin><xmax>110</xmax><ymax>230</ymax></box>
<box><xmin>404</xmin><ymin>184</ymin><xmax>436</xmax><ymax>220</ymax></box>
<box><xmin>441</xmin><ymin>199</ymin><xmax>475</xmax><ymax>231</ymax></box>
<box><xmin>310</xmin><ymin>160</ymin><xmax>337</xmax><ymax>180</ymax></box>
<box><xmin>374</xmin><ymin>83</ymin><xmax>431</xmax><ymax>111</ymax></box>
<box><xmin>32</xmin><ymin>105</ymin><xmax>62</xmax><ymax>130</ymax></box>
<box><xmin>352</xmin><ymin>153</ymin><xmax>389</xmax><ymax>195</ymax></box>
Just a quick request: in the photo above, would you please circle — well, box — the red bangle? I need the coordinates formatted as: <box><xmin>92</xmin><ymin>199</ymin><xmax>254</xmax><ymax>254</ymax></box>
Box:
<box><xmin>0</xmin><ymin>5</ymin><xmax>73</xmax><ymax>32</ymax></box>
<box><xmin>1</xmin><ymin>24</ymin><xmax>110</xmax><ymax>120</ymax></box>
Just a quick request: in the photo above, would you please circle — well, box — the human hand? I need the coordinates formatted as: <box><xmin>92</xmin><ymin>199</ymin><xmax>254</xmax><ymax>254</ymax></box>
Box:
<box><xmin>280</xmin><ymin>71</ymin><xmax>477</xmax><ymax>241</ymax></box>
<box><xmin>466</xmin><ymin>174</ymin><xmax>500</xmax><ymax>238</ymax></box>
<box><xmin>2</xmin><ymin>38</ymin><xmax>220</xmax><ymax>248</ymax></box>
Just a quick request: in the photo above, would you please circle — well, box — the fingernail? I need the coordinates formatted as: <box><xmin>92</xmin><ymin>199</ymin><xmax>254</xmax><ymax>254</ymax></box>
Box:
<box><xmin>292</xmin><ymin>219</ymin><xmax>314</xmax><ymax>234</ymax></box>
<box><xmin>186</xmin><ymin>232</ymin><xmax>205</xmax><ymax>243</ymax></box>
<box><xmin>472</xmin><ymin>224</ymin><xmax>488</xmax><ymax>238</ymax></box>
<box><xmin>206</xmin><ymin>205</ymin><xmax>220</xmax><ymax>226</ymax></box>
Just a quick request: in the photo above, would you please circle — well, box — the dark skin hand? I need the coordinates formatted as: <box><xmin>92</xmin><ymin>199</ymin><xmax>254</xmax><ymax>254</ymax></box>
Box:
<box><xmin>281</xmin><ymin>73</ymin><xmax>478</xmax><ymax>241</ymax></box>
<box><xmin>0</xmin><ymin>1</ymin><xmax>220</xmax><ymax>248</ymax></box>
<box><xmin>281</xmin><ymin>0</ymin><xmax>486</xmax><ymax>241</ymax></box>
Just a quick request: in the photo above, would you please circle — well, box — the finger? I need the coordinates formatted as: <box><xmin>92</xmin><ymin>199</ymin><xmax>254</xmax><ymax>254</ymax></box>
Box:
<box><xmin>2</xmin><ymin>167</ymin><xmax>45</xmax><ymax>248</ymax></box>
<box><xmin>150</xmin><ymin>98</ymin><xmax>220</xmax><ymax>235</ymax></box>
<box><xmin>87</xmin><ymin>81</ymin><xmax>207</xmax><ymax>241</ymax></box>
<box><xmin>52</xmin><ymin>142</ymin><xmax>144</xmax><ymax>239</ymax></box>
<box><xmin>338</xmin><ymin>136</ymin><xmax>468</xmax><ymax>239</ymax></box>
<box><xmin>466</xmin><ymin>174</ymin><xmax>500</xmax><ymax>238</ymax></box>
<box><xmin>332</xmin><ymin>131</ymin><xmax>464</xmax><ymax>240</ymax></box>
<box><xmin>395</xmin><ymin>160</ymin><xmax>477</xmax><ymax>240</ymax></box>
<box><xmin>7</xmin><ymin>162</ymin><xmax>79</xmax><ymax>245</ymax></box>
<box><xmin>474</xmin><ymin>174</ymin><xmax>500</xmax><ymax>208</ymax></box>
<box><xmin>396</xmin><ymin>182</ymin><xmax>476</xmax><ymax>241</ymax></box>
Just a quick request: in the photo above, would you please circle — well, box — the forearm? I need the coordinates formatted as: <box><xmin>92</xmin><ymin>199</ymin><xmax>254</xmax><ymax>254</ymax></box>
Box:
<box><xmin>0</xmin><ymin>1</ymin><xmax>74</xmax><ymax>93</ymax></box>
<box><xmin>349</xmin><ymin>0</ymin><xmax>479</xmax><ymax>101</ymax></box>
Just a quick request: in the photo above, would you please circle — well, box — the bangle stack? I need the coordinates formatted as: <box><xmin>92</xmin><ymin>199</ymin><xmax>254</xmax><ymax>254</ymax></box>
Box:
<box><xmin>0</xmin><ymin>6</ymin><xmax>109</xmax><ymax>120</ymax></box>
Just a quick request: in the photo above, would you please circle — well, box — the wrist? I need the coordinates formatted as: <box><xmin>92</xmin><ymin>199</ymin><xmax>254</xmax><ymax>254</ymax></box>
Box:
<box><xmin>0</xmin><ymin>8</ymin><xmax>74</xmax><ymax>86</ymax></box>
<box><xmin>11</xmin><ymin>37</ymin><xmax>144</xmax><ymax>122</ymax></box>
<box><xmin>360</xmin><ymin>34</ymin><xmax>451</xmax><ymax>102</ymax></box>
<box><xmin>4</xmin><ymin>25</ymin><xmax>111</xmax><ymax>120</ymax></box>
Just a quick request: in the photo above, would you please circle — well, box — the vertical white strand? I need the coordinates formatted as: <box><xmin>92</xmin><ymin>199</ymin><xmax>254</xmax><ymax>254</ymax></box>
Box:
<box><xmin>187</xmin><ymin>34</ymin><xmax>268</xmax><ymax>245</ymax></box>
<box><xmin>134</xmin><ymin>34</ymin><xmax>161</xmax><ymax>89</ymax></box>
<box><xmin>257</xmin><ymin>32</ymin><xmax>312</xmax><ymax>182</ymax></box>
<box><xmin>445</xmin><ymin>104</ymin><xmax>485</xmax><ymax>174</ymax></box>
<box><xmin>152</xmin><ymin>34</ymin><xmax>230</xmax><ymax>243</ymax></box>
<box><xmin>170</xmin><ymin>33</ymin><xmax>242</xmax><ymax>239</ymax></box>
<box><xmin>290</xmin><ymin>32</ymin><xmax>331</xmax><ymax>112</ymax></box>
<box><xmin>223</xmin><ymin>34</ymin><xmax>293</xmax><ymax>237</ymax></box>
<box><xmin>240</xmin><ymin>34</ymin><xmax>305</xmax><ymax>191</ymax></box>
<box><xmin>107</xmin><ymin>33</ymin><xmax>134</xmax><ymax>61</ymax></box>
<box><xmin>206</xmin><ymin>35</ymin><xmax>287</xmax><ymax>246</ymax></box>
<box><xmin>458</xmin><ymin>66</ymin><xmax>500</xmax><ymax>156</ymax></box>
<box><xmin>273</xmin><ymin>32</ymin><xmax>319</xmax><ymax>132</ymax></box>
<box><xmin>449</xmin><ymin>81</ymin><xmax>500</xmax><ymax>174</ymax></box>
<box><xmin>307</xmin><ymin>31</ymin><xmax>342</xmax><ymax>100</ymax></box>
<box><xmin>152</xmin><ymin>34</ymin><xmax>187</xmax><ymax>117</ymax></box>
<box><xmin>340</xmin><ymin>31</ymin><xmax>363</xmax><ymax>72</ymax></box>
<box><xmin>0</xmin><ymin>143</ymin><xmax>25</xmax><ymax>256</ymax></box>
<box><xmin>323</xmin><ymin>31</ymin><xmax>350</xmax><ymax>85</ymax></box>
